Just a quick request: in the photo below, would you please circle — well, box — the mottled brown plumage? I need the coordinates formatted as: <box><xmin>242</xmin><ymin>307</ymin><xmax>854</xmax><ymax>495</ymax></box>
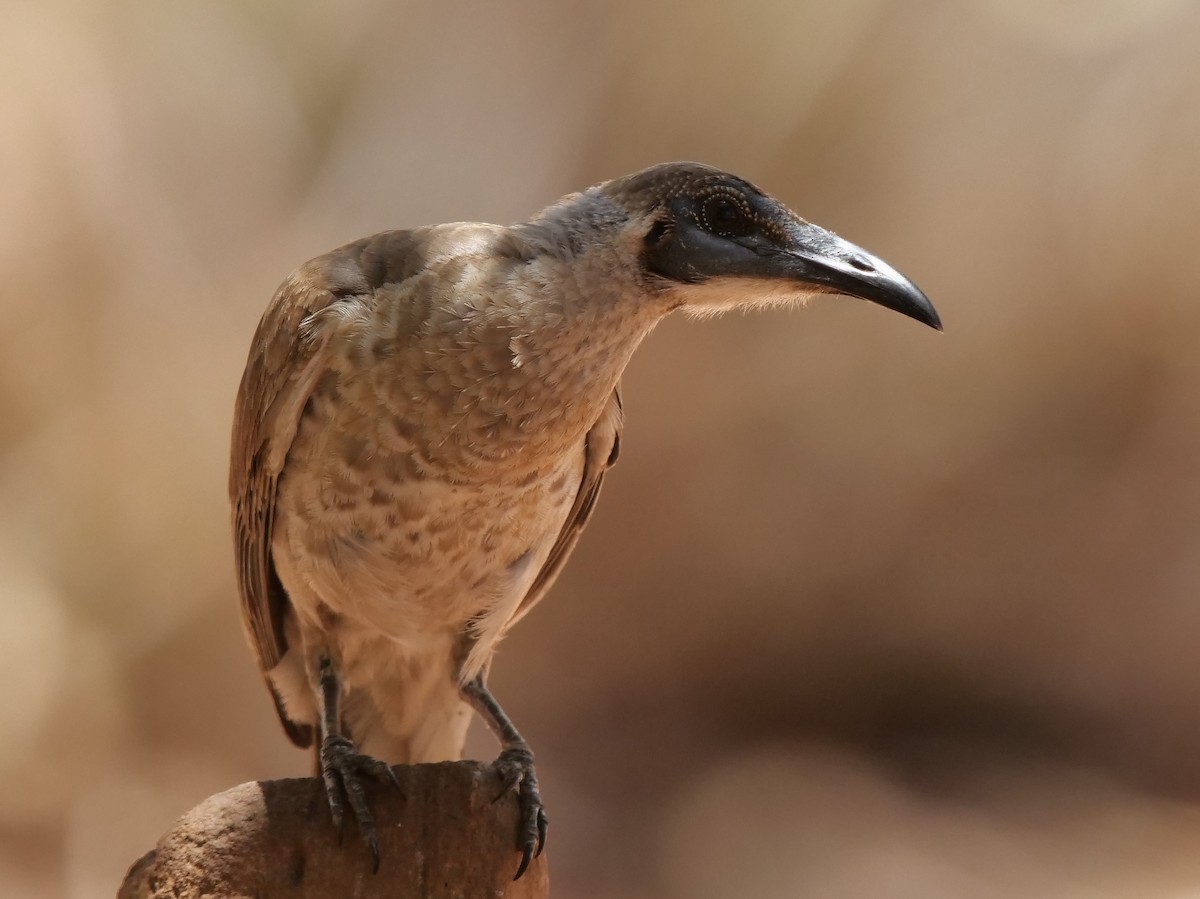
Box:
<box><xmin>229</xmin><ymin>162</ymin><xmax>940</xmax><ymax>877</ymax></box>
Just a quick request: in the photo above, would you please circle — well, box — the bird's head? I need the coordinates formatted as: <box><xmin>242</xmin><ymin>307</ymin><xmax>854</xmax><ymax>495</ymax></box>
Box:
<box><xmin>599</xmin><ymin>162</ymin><xmax>941</xmax><ymax>329</ymax></box>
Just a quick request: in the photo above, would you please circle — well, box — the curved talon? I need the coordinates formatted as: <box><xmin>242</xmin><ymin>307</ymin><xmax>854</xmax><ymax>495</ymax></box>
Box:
<box><xmin>514</xmin><ymin>848</ymin><xmax>533</xmax><ymax>880</ymax></box>
<box><xmin>535</xmin><ymin>805</ymin><xmax>548</xmax><ymax>857</ymax></box>
<box><xmin>320</xmin><ymin>734</ymin><xmax>401</xmax><ymax>873</ymax></box>
<box><xmin>492</xmin><ymin>747</ymin><xmax>547</xmax><ymax>880</ymax></box>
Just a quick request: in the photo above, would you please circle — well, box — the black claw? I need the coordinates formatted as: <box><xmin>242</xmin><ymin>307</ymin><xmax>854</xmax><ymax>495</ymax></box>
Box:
<box><xmin>493</xmin><ymin>747</ymin><xmax>547</xmax><ymax>880</ymax></box>
<box><xmin>381</xmin><ymin>763</ymin><xmax>405</xmax><ymax>787</ymax></box>
<box><xmin>366</xmin><ymin>832</ymin><xmax>381</xmax><ymax>874</ymax></box>
<box><xmin>320</xmin><ymin>735</ymin><xmax>399</xmax><ymax>873</ymax></box>
<box><xmin>514</xmin><ymin>847</ymin><xmax>532</xmax><ymax>881</ymax></box>
<box><xmin>535</xmin><ymin>807</ymin><xmax>548</xmax><ymax>857</ymax></box>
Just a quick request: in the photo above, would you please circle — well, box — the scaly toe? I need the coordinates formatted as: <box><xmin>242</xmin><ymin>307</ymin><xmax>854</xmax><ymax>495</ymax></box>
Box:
<box><xmin>491</xmin><ymin>747</ymin><xmax>547</xmax><ymax>880</ymax></box>
<box><xmin>320</xmin><ymin>735</ymin><xmax>399</xmax><ymax>872</ymax></box>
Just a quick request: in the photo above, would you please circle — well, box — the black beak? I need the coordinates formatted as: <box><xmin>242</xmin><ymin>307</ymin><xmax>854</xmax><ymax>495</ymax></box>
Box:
<box><xmin>779</xmin><ymin>222</ymin><xmax>941</xmax><ymax>330</ymax></box>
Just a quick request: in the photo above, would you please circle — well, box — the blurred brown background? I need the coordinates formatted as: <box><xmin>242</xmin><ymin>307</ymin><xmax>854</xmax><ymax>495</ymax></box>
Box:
<box><xmin>3</xmin><ymin>0</ymin><xmax>1200</xmax><ymax>896</ymax></box>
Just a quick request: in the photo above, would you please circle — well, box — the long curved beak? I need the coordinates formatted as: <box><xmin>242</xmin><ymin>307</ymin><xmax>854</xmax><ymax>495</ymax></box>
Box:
<box><xmin>779</xmin><ymin>223</ymin><xmax>942</xmax><ymax>330</ymax></box>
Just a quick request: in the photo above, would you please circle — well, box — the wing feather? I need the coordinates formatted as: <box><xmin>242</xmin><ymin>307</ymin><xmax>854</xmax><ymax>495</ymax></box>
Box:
<box><xmin>229</xmin><ymin>231</ymin><xmax>428</xmax><ymax>744</ymax></box>
<box><xmin>507</xmin><ymin>386</ymin><xmax>624</xmax><ymax>629</ymax></box>
<box><xmin>230</xmin><ymin>227</ymin><xmax>620</xmax><ymax>741</ymax></box>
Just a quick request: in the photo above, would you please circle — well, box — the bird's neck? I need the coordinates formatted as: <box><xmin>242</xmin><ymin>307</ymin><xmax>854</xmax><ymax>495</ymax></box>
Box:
<box><xmin>377</xmin><ymin>242</ymin><xmax>658</xmax><ymax>475</ymax></box>
<box><xmin>453</xmin><ymin>247</ymin><xmax>659</xmax><ymax>470</ymax></box>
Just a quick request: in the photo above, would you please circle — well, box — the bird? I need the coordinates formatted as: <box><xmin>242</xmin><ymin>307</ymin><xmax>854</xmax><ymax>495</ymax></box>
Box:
<box><xmin>229</xmin><ymin>161</ymin><xmax>941</xmax><ymax>878</ymax></box>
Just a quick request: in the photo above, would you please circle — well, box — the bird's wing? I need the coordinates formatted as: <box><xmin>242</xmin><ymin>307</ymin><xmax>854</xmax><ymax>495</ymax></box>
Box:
<box><xmin>229</xmin><ymin>230</ymin><xmax>430</xmax><ymax>745</ymax></box>
<box><xmin>507</xmin><ymin>386</ymin><xmax>624</xmax><ymax>630</ymax></box>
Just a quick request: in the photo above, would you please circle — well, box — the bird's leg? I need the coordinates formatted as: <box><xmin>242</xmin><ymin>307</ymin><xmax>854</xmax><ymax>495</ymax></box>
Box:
<box><xmin>314</xmin><ymin>652</ymin><xmax>402</xmax><ymax>871</ymax></box>
<box><xmin>462</xmin><ymin>673</ymin><xmax>547</xmax><ymax>879</ymax></box>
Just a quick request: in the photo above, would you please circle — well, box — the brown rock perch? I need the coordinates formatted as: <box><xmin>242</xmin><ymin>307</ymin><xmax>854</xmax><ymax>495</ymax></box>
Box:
<box><xmin>118</xmin><ymin>761</ymin><xmax>549</xmax><ymax>898</ymax></box>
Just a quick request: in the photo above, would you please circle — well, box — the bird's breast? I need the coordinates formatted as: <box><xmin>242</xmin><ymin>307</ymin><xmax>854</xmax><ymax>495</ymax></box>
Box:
<box><xmin>269</xmin><ymin>262</ymin><xmax>641</xmax><ymax>645</ymax></box>
<box><xmin>272</xmin><ymin>381</ymin><xmax>584</xmax><ymax>645</ymax></box>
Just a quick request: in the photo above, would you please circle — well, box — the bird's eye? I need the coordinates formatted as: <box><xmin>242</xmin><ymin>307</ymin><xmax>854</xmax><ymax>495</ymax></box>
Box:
<box><xmin>701</xmin><ymin>194</ymin><xmax>749</xmax><ymax>237</ymax></box>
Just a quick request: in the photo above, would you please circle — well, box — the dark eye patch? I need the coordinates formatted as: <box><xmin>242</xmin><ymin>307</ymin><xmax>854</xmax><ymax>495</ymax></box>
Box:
<box><xmin>700</xmin><ymin>192</ymin><xmax>753</xmax><ymax>238</ymax></box>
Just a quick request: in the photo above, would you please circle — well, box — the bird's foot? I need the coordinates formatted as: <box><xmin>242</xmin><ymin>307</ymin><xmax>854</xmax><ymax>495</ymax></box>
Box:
<box><xmin>320</xmin><ymin>734</ymin><xmax>402</xmax><ymax>872</ymax></box>
<box><xmin>492</xmin><ymin>745</ymin><xmax>548</xmax><ymax>879</ymax></box>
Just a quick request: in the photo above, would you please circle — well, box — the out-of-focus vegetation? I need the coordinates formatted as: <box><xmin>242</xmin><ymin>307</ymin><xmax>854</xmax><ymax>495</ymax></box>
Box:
<box><xmin>3</xmin><ymin>1</ymin><xmax>1200</xmax><ymax>896</ymax></box>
